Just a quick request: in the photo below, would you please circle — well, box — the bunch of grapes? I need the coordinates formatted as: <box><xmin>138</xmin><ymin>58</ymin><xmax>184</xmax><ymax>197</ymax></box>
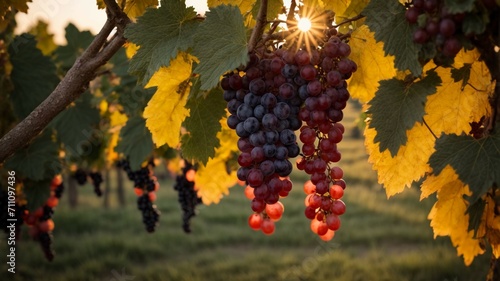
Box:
<box><xmin>89</xmin><ymin>172</ymin><xmax>103</xmax><ymax>197</ymax></box>
<box><xmin>25</xmin><ymin>175</ymin><xmax>64</xmax><ymax>261</ymax></box>
<box><xmin>223</xmin><ymin>24</ymin><xmax>353</xmax><ymax>238</ymax></box>
<box><xmin>173</xmin><ymin>161</ymin><xmax>202</xmax><ymax>233</ymax></box>
<box><xmin>72</xmin><ymin>168</ymin><xmax>87</xmax><ymax>185</ymax></box>
<box><xmin>404</xmin><ymin>0</ymin><xmax>497</xmax><ymax>63</ymax></box>
<box><xmin>117</xmin><ymin>159</ymin><xmax>160</xmax><ymax>233</ymax></box>
<box><xmin>72</xmin><ymin>169</ymin><xmax>103</xmax><ymax>197</ymax></box>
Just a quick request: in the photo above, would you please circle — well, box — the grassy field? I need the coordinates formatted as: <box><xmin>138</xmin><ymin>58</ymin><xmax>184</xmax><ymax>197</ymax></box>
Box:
<box><xmin>0</xmin><ymin>102</ymin><xmax>491</xmax><ymax>280</ymax></box>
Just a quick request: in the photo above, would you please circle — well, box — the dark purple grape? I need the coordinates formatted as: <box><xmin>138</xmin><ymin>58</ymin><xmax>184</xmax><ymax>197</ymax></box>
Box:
<box><xmin>439</xmin><ymin>18</ymin><xmax>456</xmax><ymax>37</ymax></box>
<box><xmin>413</xmin><ymin>29</ymin><xmax>429</xmax><ymax>44</ymax></box>
<box><xmin>405</xmin><ymin>7</ymin><xmax>420</xmax><ymax>24</ymax></box>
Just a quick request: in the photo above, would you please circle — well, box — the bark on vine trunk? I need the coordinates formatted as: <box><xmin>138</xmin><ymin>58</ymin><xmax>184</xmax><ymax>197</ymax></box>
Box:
<box><xmin>0</xmin><ymin>0</ymin><xmax>130</xmax><ymax>164</ymax></box>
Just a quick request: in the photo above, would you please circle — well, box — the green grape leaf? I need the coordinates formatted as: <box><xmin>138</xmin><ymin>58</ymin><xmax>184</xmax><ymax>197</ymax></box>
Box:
<box><xmin>193</xmin><ymin>5</ymin><xmax>248</xmax><ymax>90</ymax></box>
<box><xmin>5</xmin><ymin>130</ymin><xmax>60</xmax><ymax>181</ymax></box>
<box><xmin>115</xmin><ymin>116</ymin><xmax>154</xmax><ymax>170</ymax></box>
<box><xmin>8</xmin><ymin>34</ymin><xmax>59</xmax><ymax>119</ymax></box>
<box><xmin>23</xmin><ymin>179</ymin><xmax>51</xmax><ymax>212</ymax></box>
<box><xmin>444</xmin><ymin>0</ymin><xmax>476</xmax><ymax>13</ymax></box>
<box><xmin>362</xmin><ymin>0</ymin><xmax>421</xmax><ymax>76</ymax></box>
<box><xmin>451</xmin><ymin>63</ymin><xmax>471</xmax><ymax>90</ymax></box>
<box><xmin>252</xmin><ymin>0</ymin><xmax>284</xmax><ymax>21</ymax></box>
<box><xmin>124</xmin><ymin>0</ymin><xmax>198</xmax><ymax>85</ymax></box>
<box><xmin>118</xmin><ymin>85</ymin><xmax>155</xmax><ymax>117</ymax></box>
<box><xmin>54</xmin><ymin>23</ymin><xmax>94</xmax><ymax>70</ymax></box>
<box><xmin>429</xmin><ymin>132</ymin><xmax>500</xmax><ymax>204</ymax></box>
<box><xmin>181</xmin><ymin>88</ymin><xmax>226</xmax><ymax>165</ymax></box>
<box><xmin>368</xmin><ymin>70</ymin><xmax>441</xmax><ymax>156</ymax></box>
<box><xmin>462</xmin><ymin>13</ymin><xmax>486</xmax><ymax>37</ymax></box>
<box><xmin>50</xmin><ymin>92</ymin><xmax>100</xmax><ymax>154</ymax></box>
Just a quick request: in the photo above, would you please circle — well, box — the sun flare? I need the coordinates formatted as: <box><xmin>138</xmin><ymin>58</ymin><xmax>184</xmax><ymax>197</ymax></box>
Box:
<box><xmin>297</xmin><ymin>18</ymin><xmax>312</xmax><ymax>32</ymax></box>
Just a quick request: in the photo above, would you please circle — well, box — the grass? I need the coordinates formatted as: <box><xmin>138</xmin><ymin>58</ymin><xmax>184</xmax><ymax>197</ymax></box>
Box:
<box><xmin>0</xmin><ymin>101</ymin><xmax>491</xmax><ymax>280</ymax></box>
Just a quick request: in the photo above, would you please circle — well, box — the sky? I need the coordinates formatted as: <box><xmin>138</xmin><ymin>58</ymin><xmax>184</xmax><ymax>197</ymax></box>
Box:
<box><xmin>15</xmin><ymin>0</ymin><xmax>210</xmax><ymax>44</ymax></box>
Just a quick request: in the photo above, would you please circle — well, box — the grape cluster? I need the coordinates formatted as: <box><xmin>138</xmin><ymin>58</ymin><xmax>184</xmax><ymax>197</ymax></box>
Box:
<box><xmin>117</xmin><ymin>159</ymin><xmax>160</xmax><ymax>232</ymax></box>
<box><xmin>405</xmin><ymin>0</ymin><xmax>496</xmax><ymax>63</ymax></box>
<box><xmin>222</xmin><ymin>50</ymin><xmax>305</xmax><ymax>235</ymax></box>
<box><xmin>89</xmin><ymin>172</ymin><xmax>103</xmax><ymax>197</ymax></box>
<box><xmin>224</xmin><ymin>28</ymin><xmax>353</xmax><ymax>237</ymax></box>
<box><xmin>173</xmin><ymin>161</ymin><xmax>202</xmax><ymax>233</ymax></box>
<box><xmin>72</xmin><ymin>168</ymin><xmax>104</xmax><ymax>197</ymax></box>
<box><xmin>72</xmin><ymin>169</ymin><xmax>87</xmax><ymax>185</ymax></box>
<box><xmin>25</xmin><ymin>175</ymin><xmax>64</xmax><ymax>261</ymax></box>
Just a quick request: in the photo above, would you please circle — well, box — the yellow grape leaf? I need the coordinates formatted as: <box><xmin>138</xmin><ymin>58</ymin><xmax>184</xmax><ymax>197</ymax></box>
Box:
<box><xmin>105</xmin><ymin>130</ymin><xmax>121</xmax><ymax>165</ymax></box>
<box><xmin>110</xmin><ymin>110</ymin><xmax>128</xmax><ymax>127</ymax></box>
<box><xmin>124</xmin><ymin>0</ymin><xmax>158</xmax><ymax>20</ymax></box>
<box><xmin>125</xmin><ymin>42</ymin><xmax>139</xmax><ymax>59</ymax></box>
<box><xmin>208</xmin><ymin>0</ymin><xmax>254</xmax><ymax>16</ymax></box>
<box><xmin>143</xmin><ymin>53</ymin><xmax>194</xmax><ymax>148</ymax></box>
<box><xmin>28</xmin><ymin>20</ymin><xmax>57</xmax><ymax>55</ymax></box>
<box><xmin>424</xmin><ymin>49</ymin><xmax>493</xmax><ymax>135</ymax></box>
<box><xmin>96</xmin><ymin>0</ymin><xmax>105</xmax><ymax>9</ymax></box>
<box><xmin>481</xmin><ymin>196</ymin><xmax>500</xmax><ymax>258</ymax></box>
<box><xmin>194</xmin><ymin>117</ymin><xmax>239</xmax><ymax>204</ymax></box>
<box><xmin>428</xmin><ymin>182</ymin><xmax>484</xmax><ymax>265</ymax></box>
<box><xmin>420</xmin><ymin>165</ymin><xmax>459</xmax><ymax>200</ymax></box>
<box><xmin>99</xmin><ymin>99</ymin><xmax>108</xmax><ymax>115</ymax></box>
<box><xmin>364</xmin><ymin>122</ymin><xmax>434</xmax><ymax>197</ymax></box>
<box><xmin>348</xmin><ymin>25</ymin><xmax>396</xmax><ymax>103</ymax></box>
<box><xmin>322</xmin><ymin>0</ymin><xmax>350</xmax><ymax>16</ymax></box>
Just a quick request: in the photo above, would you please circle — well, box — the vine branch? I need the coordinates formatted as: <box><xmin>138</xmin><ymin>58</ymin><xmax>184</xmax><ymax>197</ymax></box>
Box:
<box><xmin>248</xmin><ymin>0</ymin><xmax>268</xmax><ymax>53</ymax></box>
<box><xmin>333</xmin><ymin>14</ymin><xmax>365</xmax><ymax>28</ymax></box>
<box><xmin>0</xmin><ymin>0</ymin><xmax>131</xmax><ymax>164</ymax></box>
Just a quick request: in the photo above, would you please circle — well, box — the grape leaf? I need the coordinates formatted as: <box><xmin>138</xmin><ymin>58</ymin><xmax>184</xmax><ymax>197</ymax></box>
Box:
<box><xmin>208</xmin><ymin>0</ymin><xmax>254</xmax><ymax>15</ymax></box>
<box><xmin>115</xmin><ymin>116</ymin><xmax>154</xmax><ymax>170</ymax></box>
<box><xmin>424</xmin><ymin>50</ymin><xmax>492</xmax><ymax>135</ymax></box>
<box><xmin>124</xmin><ymin>0</ymin><xmax>158</xmax><ymax>19</ymax></box>
<box><xmin>451</xmin><ymin>63</ymin><xmax>471</xmax><ymax>90</ymax></box>
<box><xmin>23</xmin><ymin>179</ymin><xmax>51</xmax><ymax>212</ymax></box>
<box><xmin>420</xmin><ymin>165</ymin><xmax>458</xmax><ymax>200</ymax></box>
<box><xmin>429</xmin><ymin>132</ymin><xmax>500</xmax><ymax>204</ymax></box>
<box><xmin>362</xmin><ymin>0</ymin><xmax>421</xmax><ymax>76</ymax></box>
<box><xmin>54</xmin><ymin>23</ymin><xmax>94</xmax><ymax>70</ymax></box>
<box><xmin>251</xmin><ymin>0</ymin><xmax>284</xmax><ymax>22</ymax></box>
<box><xmin>5</xmin><ymin>130</ymin><xmax>60</xmax><ymax>181</ymax></box>
<box><xmin>323</xmin><ymin>0</ymin><xmax>350</xmax><ymax>16</ymax></box>
<box><xmin>427</xmin><ymin>180</ymin><xmax>484</xmax><ymax>266</ymax></box>
<box><xmin>364</xmin><ymin>122</ymin><xmax>435</xmax><ymax>197</ymax></box>
<box><xmin>349</xmin><ymin>25</ymin><xmax>396</xmax><ymax>103</ymax></box>
<box><xmin>50</xmin><ymin>92</ymin><xmax>100</xmax><ymax>154</ymax></box>
<box><xmin>193</xmin><ymin>5</ymin><xmax>248</xmax><ymax>90</ymax></box>
<box><xmin>143</xmin><ymin>53</ymin><xmax>194</xmax><ymax>148</ymax></box>
<box><xmin>368</xmin><ymin>70</ymin><xmax>441</xmax><ymax>156</ymax></box>
<box><xmin>194</xmin><ymin>118</ymin><xmax>239</xmax><ymax>204</ymax></box>
<box><xmin>462</xmin><ymin>13</ymin><xmax>486</xmax><ymax>37</ymax></box>
<box><xmin>342</xmin><ymin>0</ymin><xmax>369</xmax><ymax>18</ymax></box>
<box><xmin>181</xmin><ymin>88</ymin><xmax>226</xmax><ymax>165</ymax></box>
<box><xmin>8</xmin><ymin>34</ymin><xmax>59</xmax><ymax>119</ymax></box>
<box><xmin>28</xmin><ymin>20</ymin><xmax>57</xmax><ymax>55</ymax></box>
<box><xmin>444</xmin><ymin>0</ymin><xmax>476</xmax><ymax>13</ymax></box>
<box><xmin>124</xmin><ymin>0</ymin><xmax>198</xmax><ymax>85</ymax></box>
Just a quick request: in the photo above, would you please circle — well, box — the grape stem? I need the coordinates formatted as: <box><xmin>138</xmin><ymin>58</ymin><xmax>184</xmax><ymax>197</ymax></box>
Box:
<box><xmin>0</xmin><ymin>0</ymin><xmax>131</xmax><ymax>163</ymax></box>
<box><xmin>333</xmin><ymin>14</ymin><xmax>365</xmax><ymax>28</ymax></box>
<box><xmin>248</xmin><ymin>0</ymin><xmax>268</xmax><ymax>53</ymax></box>
<box><xmin>422</xmin><ymin>117</ymin><xmax>437</xmax><ymax>140</ymax></box>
